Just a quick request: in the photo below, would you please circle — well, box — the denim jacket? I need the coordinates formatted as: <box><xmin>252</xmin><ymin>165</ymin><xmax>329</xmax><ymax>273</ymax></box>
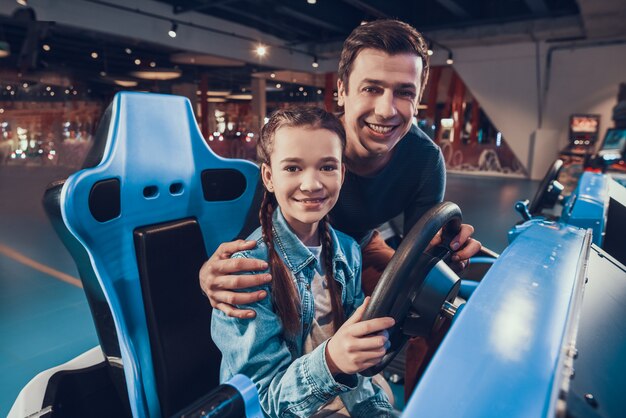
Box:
<box><xmin>211</xmin><ymin>207</ymin><xmax>394</xmax><ymax>417</ymax></box>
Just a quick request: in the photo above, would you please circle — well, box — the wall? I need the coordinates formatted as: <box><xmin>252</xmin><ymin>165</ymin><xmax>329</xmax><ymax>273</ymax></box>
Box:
<box><xmin>452</xmin><ymin>40</ymin><xmax>626</xmax><ymax>178</ymax></box>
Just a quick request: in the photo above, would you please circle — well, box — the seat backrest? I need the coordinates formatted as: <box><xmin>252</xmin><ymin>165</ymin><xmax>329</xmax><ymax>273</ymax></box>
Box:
<box><xmin>58</xmin><ymin>92</ymin><xmax>259</xmax><ymax>417</ymax></box>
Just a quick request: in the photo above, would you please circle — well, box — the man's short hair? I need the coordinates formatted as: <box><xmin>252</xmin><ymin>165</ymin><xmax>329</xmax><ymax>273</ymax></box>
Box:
<box><xmin>338</xmin><ymin>19</ymin><xmax>430</xmax><ymax>98</ymax></box>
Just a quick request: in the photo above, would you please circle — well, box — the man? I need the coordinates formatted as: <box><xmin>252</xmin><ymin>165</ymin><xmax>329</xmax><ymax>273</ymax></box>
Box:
<box><xmin>200</xmin><ymin>19</ymin><xmax>481</xmax><ymax>398</ymax></box>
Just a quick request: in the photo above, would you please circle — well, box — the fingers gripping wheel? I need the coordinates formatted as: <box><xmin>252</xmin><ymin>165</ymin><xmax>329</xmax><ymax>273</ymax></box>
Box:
<box><xmin>529</xmin><ymin>159</ymin><xmax>564</xmax><ymax>215</ymax></box>
<box><xmin>360</xmin><ymin>202</ymin><xmax>462</xmax><ymax>377</ymax></box>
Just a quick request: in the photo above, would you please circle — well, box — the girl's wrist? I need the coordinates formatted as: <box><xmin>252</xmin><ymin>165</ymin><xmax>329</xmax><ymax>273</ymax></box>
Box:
<box><xmin>324</xmin><ymin>339</ymin><xmax>341</xmax><ymax>376</ymax></box>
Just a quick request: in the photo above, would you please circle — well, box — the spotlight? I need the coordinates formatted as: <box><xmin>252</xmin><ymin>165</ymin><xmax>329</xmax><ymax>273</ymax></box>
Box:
<box><xmin>168</xmin><ymin>22</ymin><xmax>178</xmax><ymax>38</ymax></box>
<box><xmin>91</xmin><ymin>51</ymin><xmax>98</xmax><ymax>59</ymax></box>
<box><xmin>16</xmin><ymin>0</ymin><xmax>28</xmax><ymax>6</ymax></box>
<box><xmin>255</xmin><ymin>44</ymin><xmax>267</xmax><ymax>57</ymax></box>
<box><xmin>446</xmin><ymin>51</ymin><xmax>454</xmax><ymax>65</ymax></box>
<box><xmin>312</xmin><ymin>55</ymin><xmax>319</xmax><ymax>68</ymax></box>
<box><xmin>427</xmin><ymin>47</ymin><xmax>433</xmax><ymax>56</ymax></box>
<box><xmin>307</xmin><ymin>0</ymin><xmax>317</xmax><ymax>4</ymax></box>
<box><xmin>42</xmin><ymin>44</ymin><xmax>51</xmax><ymax>52</ymax></box>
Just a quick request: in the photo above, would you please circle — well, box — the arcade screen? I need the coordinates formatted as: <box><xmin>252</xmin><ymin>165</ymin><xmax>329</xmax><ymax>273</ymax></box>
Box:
<box><xmin>599</xmin><ymin>128</ymin><xmax>626</xmax><ymax>155</ymax></box>
<box><xmin>569</xmin><ymin>114</ymin><xmax>600</xmax><ymax>145</ymax></box>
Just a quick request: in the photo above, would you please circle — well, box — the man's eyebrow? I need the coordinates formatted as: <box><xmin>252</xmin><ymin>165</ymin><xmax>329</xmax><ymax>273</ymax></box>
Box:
<box><xmin>279</xmin><ymin>157</ymin><xmax>303</xmax><ymax>163</ymax></box>
<box><xmin>361</xmin><ymin>79</ymin><xmax>417</xmax><ymax>90</ymax></box>
<box><xmin>320</xmin><ymin>156</ymin><xmax>340</xmax><ymax>163</ymax></box>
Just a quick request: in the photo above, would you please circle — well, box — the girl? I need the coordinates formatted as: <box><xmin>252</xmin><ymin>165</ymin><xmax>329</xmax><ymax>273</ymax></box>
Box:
<box><xmin>211</xmin><ymin>107</ymin><xmax>396</xmax><ymax>417</ymax></box>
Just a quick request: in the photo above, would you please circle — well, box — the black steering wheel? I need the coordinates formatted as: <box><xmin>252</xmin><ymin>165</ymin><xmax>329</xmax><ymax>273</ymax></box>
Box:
<box><xmin>360</xmin><ymin>202</ymin><xmax>462</xmax><ymax>377</ymax></box>
<box><xmin>529</xmin><ymin>159</ymin><xmax>564</xmax><ymax>215</ymax></box>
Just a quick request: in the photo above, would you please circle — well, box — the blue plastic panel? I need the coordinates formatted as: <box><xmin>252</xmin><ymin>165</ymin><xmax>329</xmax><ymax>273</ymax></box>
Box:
<box><xmin>60</xmin><ymin>92</ymin><xmax>259</xmax><ymax>417</ymax></box>
<box><xmin>404</xmin><ymin>221</ymin><xmax>590</xmax><ymax>418</ymax></box>
<box><xmin>560</xmin><ymin>171</ymin><xmax>608</xmax><ymax>246</ymax></box>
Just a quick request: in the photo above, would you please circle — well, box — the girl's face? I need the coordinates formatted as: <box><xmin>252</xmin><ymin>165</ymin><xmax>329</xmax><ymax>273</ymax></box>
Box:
<box><xmin>261</xmin><ymin>126</ymin><xmax>345</xmax><ymax>242</ymax></box>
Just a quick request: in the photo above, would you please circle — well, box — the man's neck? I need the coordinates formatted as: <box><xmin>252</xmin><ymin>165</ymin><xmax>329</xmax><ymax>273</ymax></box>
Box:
<box><xmin>344</xmin><ymin>147</ymin><xmax>394</xmax><ymax>177</ymax></box>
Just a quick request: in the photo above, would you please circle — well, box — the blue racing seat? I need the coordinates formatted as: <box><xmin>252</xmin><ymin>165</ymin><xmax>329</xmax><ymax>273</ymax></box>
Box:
<box><xmin>57</xmin><ymin>92</ymin><xmax>260</xmax><ymax>417</ymax></box>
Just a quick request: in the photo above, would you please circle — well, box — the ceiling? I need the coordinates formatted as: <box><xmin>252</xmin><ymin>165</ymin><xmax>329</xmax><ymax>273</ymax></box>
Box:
<box><xmin>1</xmin><ymin>0</ymin><xmax>625</xmax><ymax>103</ymax></box>
<box><xmin>156</xmin><ymin>0</ymin><xmax>581</xmax><ymax>45</ymax></box>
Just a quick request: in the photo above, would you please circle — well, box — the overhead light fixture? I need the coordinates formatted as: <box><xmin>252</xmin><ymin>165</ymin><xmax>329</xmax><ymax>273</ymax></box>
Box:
<box><xmin>42</xmin><ymin>44</ymin><xmax>51</xmax><ymax>52</ymax></box>
<box><xmin>207</xmin><ymin>90</ymin><xmax>231</xmax><ymax>97</ymax></box>
<box><xmin>131</xmin><ymin>68</ymin><xmax>182</xmax><ymax>80</ymax></box>
<box><xmin>0</xmin><ymin>41</ymin><xmax>10</xmax><ymax>58</ymax></box>
<box><xmin>114</xmin><ymin>79</ymin><xmax>139</xmax><ymax>88</ymax></box>
<box><xmin>168</xmin><ymin>22</ymin><xmax>178</xmax><ymax>38</ymax></box>
<box><xmin>307</xmin><ymin>0</ymin><xmax>317</xmax><ymax>4</ymax></box>
<box><xmin>312</xmin><ymin>55</ymin><xmax>319</xmax><ymax>68</ymax></box>
<box><xmin>226</xmin><ymin>93</ymin><xmax>253</xmax><ymax>100</ymax></box>
<box><xmin>255</xmin><ymin>44</ymin><xmax>267</xmax><ymax>57</ymax></box>
<box><xmin>16</xmin><ymin>0</ymin><xmax>28</xmax><ymax>6</ymax></box>
<box><xmin>446</xmin><ymin>51</ymin><xmax>454</xmax><ymax>65</ymax></box>
<box><xmin>207</xmin><ymin>97</ymin><xmax>226</xmax><ymax>103</ymax></box>
<box><xmin>125</xmin><ymin>48</ymin><xmax>132</xmax><ymax>54</ymax></box>
<box><xmin>90</xmin><ymin>51</ymin><xmax>98</xmax><ymax>59</ymax></box>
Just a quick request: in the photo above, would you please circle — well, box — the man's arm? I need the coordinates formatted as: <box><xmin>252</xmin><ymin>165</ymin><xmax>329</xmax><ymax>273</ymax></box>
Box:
<box><xmin>199</xmin><ymin>240</ymin><xmax>272</xmax><ymax>318</ymax></box>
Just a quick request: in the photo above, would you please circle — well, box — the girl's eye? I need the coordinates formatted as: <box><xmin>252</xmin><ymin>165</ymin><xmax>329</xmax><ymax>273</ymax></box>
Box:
<box><xmin>284</xmin><ymin>166</ymin><xmax>299</xmax><ymax>172</ymax></box>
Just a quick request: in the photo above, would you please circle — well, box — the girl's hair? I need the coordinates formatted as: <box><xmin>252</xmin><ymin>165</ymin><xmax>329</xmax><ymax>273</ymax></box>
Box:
<box><xmin>258</xmin><ymin>106</ymin><xmax>346</xmax><ymax>336</ymax></box>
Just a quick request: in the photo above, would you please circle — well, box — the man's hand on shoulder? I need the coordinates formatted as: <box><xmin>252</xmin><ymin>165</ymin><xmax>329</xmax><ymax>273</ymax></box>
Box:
<box><xmin>199</xmin><ymin>239</ymin><xmax>272</xmax><ymax>319</ymax></box>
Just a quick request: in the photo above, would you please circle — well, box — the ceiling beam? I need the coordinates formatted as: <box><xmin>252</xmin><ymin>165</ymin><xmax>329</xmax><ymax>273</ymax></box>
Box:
<box><xmin>523</xmin><ymin>0</ymin><xmax>549</xmax><ymax>15</ymax></box>
<box><xmin>274</xmin><ymin>6</ymin><xmax>344</xmax><ymax>33</ymax></box>
<box><xmin>216</xmin><ymin>4</ymin><xmax>314</xmax><ymax>40</ymax></box>
<box><xmin>340</xmin><ymin>0</ymin><xmax>389</xmax><ymax>19</ymax></box>
<box><xmin>173</xmin><ymin>0</ymin><xmax>237</xmax><ymax>15</ymax></box>
<box><xmin>436</xmin><ymin>0</ymin><xmax>471</xmax><ymax>19</ymax></box>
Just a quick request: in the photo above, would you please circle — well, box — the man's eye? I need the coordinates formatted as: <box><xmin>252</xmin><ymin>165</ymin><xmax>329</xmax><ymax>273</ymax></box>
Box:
<box><xmin>284</xmin><ymin>166</ymin><xmax>299</xmax><ymax>172</ymax></box>
<box><xmin>321</xmin><ymin>165</ymin><xmax>337</xmax><ymax>172</ymax></box>
<box><xmin>398</xmin><ymin>90</ymin><xmax>416</xmax><ymax>98</ymax></box>
<box><xmin>363</xmin><ymin>86</ymin><xmax>380</xmax><ymax>94</ymax></box>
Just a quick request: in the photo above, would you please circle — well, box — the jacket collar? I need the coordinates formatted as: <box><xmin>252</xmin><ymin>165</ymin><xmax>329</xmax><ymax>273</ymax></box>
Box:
<box><xmin>272</xmin><ymin>207</ymin><xmax>349</xmax><ymax>277</ymax></box>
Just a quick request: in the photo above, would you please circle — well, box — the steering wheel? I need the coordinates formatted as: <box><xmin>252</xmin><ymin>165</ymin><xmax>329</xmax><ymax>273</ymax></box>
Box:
<box><xmin>360</xmin><ymin>202</ymin><xmax>462</xmax><ymax>377</ymax></box>
<box><xmin>528</xmin><ymin>159</ymin><xmax>564</xmax><ymax>215</ymax></box>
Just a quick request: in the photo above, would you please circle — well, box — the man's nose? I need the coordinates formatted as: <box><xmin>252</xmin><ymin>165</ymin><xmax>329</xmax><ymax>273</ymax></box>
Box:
<box><xmin>375</xmin><ymin>91</ymin><xmax>397</xmax><ymax>119</ymax></box>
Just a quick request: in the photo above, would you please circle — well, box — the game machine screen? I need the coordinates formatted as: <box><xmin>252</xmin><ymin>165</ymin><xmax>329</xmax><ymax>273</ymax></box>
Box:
<box><xmin>569</xmin><ymin>114</ymin><xmax>600</xmax><ymax>149</ymax></box>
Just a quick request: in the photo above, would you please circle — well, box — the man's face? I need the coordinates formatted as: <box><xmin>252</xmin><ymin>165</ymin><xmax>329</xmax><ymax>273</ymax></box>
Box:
<box><xmin>338</xmin><ymin>48</ymin><xmax>422</xmax><ymax>161</ymax></box>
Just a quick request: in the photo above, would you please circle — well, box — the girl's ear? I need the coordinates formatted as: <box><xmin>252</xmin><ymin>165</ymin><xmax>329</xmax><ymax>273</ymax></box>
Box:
<box><xmin>261</xmin><ymin>162</ymin><xmax>274</xmax><ymax>192</ymax></box>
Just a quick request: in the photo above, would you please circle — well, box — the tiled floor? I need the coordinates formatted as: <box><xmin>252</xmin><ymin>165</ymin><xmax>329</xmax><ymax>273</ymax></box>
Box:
<box><xmin>0</xmin><ymin>165</ymin><xmax>538</xmax><ymax>415</ymax></box>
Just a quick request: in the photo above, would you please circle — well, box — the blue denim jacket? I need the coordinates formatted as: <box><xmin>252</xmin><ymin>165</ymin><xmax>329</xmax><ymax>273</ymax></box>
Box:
<box><xmin>211</xmin><ymin>207</ymin><xmax>394</xmax><ymax>417</ymax></box>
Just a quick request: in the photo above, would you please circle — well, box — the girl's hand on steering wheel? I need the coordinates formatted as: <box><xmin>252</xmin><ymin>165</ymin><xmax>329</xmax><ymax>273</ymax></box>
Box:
<box><xmin>325</xmin><ymin>297</ymin><xmax>395</xmax><ymax>376</ymax></box>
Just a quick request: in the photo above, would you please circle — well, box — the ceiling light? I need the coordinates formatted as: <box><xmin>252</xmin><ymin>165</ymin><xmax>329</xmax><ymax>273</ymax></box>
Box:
<box><xmin>446</xmin><ymin>51</ymin><xmax>454</xmax><ymax>65</ymax></box>
<box><xmin>427</xmin><ymin>48</ymin><xmax>433</xmax><ymax>56</ymax></box>
<box><xmin>207</xmin><ymin>90</ymin><xmax>231</xmax><ymax>97</ymax></box>
<box><xmin>100</xmin><ymin>71</ymin><xmax>107</xmax><ymax>77</ymax></box>
<box><xmin>270</xmin><ymin>73</ymin><xmax>276</xmax><ymax>78</ymax></box>
<box><xmin>276</xmin><ymin>83</ymin><xmax>281</xmax><ymax>88</ymax></box>
<box><xmin>168</xmin><ymin>22</ymin><xmax>178</xmax><ymax>38</ymax></box>
<box><xmin>131</xmin><ymin>68</ymin><xmax>182</xmax><ymax>81</ymax></box>
<box><xmin>307</xmin><ymin>0</ymin><xmax>316</xmax><ymax>4</ymax></box>
<box><xmin>90</xmin><ymin>51</ymin><xmax>98</xmax><ymax>59</ymax></box>
<box><xmin>226</xmin><ymin>94</ymin><xmax>252</xmax><ymax>100</ymax></box>
<box><xmin>134</xmin><ymin>58</ymin><xmax>141</xmax><ymax>65</ymax></box>
<box><xmin>149</xmin><ymin>61</ymin><xmax>156</xmax><ymax>68</ymax></box>
<box><xmin>42</xmin><ymin>44</ymin><xmax>51</xmax><ymax>52</ymax></box>
<box><xmin>114</xmin><ymin>79</ymin><xmax>139</xmax><ymax>87</ymax></box>
<box><xmin>0</xmin><ymin>41</ymin><xmax>10</xmax><ymax>58</ymax></box>
<box><xmin>312</xmin><ymin>55</ymin><xmax>319</xmax><ymax>68</ymax></box>
<box><xmin>255</xmin><ymin>44</ymin><xmax>267</xmax><ymax>57</ymax></box>
<box><xmin>207</xmin><ymin>97</ymin><xmax>226</xmax><ymax>103</ymax></box>
<box><xmin>17</xmin><ymin>0</ymin><xmax>28</xmax><ymax>6</ymax></box>
<box><xmin>125</xmin><ymin>48</ymin><xmax>132</xmax><ymax>54</ymax></box>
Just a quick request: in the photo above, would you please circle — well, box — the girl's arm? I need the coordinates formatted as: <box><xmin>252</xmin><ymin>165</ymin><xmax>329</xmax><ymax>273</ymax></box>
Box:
<box><xmin>211</xmin><ymin>272</ymin><xmax>356</xmax><ymax>417</ymax></box>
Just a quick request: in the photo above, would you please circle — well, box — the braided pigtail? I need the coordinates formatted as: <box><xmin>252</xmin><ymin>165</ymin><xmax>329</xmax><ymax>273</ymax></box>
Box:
<box><xmin>320</xmin><ymin>216</ymin><xmax>345</xmax><ymax>332</ymax></box>
<box><xmin>260</xmin><ymin>190</ymin><xmax>301</xmax><ymax>336</ymax></box>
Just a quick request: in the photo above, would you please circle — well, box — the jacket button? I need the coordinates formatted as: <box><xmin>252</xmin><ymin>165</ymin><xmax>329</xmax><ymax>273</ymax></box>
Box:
<box><xmin>305</xmin><ymin>283</ymin><xmax>311</xmax><ymax>290</ymax></box>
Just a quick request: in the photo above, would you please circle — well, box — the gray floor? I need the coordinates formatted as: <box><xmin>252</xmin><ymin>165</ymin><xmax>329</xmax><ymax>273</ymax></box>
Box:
<box><xmin>0</xmin><ymin>165</ymin><xmax>538</xmax><ymax>415</ymax></box>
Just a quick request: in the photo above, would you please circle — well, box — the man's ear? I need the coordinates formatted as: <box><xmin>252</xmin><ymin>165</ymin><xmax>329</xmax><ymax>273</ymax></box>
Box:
<box><xmin>261</xmin><ymin>163</ymin><xmax>274</xmax><ymax>192</ymax></box>
<box><xmin>337</xmin><ymin>78</ymin><xmax>346</xmax><ymax>107</ymax></box>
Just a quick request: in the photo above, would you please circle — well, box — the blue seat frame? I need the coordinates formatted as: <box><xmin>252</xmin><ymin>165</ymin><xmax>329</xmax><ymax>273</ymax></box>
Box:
<box><xmin>59</xmin><ymin>92</ymin><xmax>260</xmax><ymax>417</ymax></box>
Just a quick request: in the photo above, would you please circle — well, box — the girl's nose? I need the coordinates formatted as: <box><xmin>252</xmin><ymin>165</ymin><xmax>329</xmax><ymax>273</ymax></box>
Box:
<box><xmin>300</xmin><ymin>171</ymin><xmax>323</xmax><ymax>191</ymax></box>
